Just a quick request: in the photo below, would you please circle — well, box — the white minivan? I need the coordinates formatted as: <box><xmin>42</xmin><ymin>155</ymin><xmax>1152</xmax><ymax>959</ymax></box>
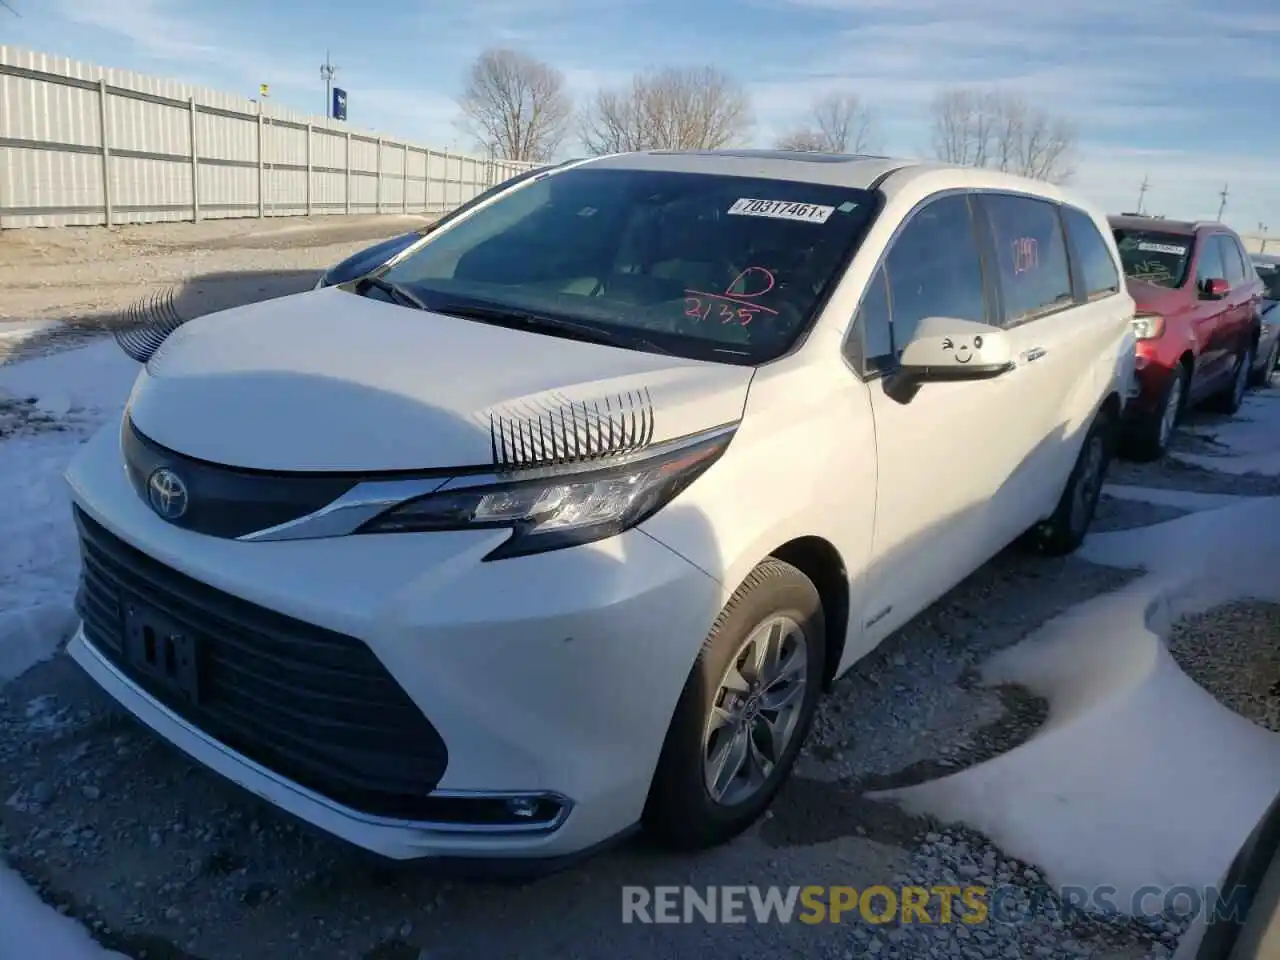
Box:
<box><xmin>66</xmin><ymin>150</ymin><xmax>1136</xmax><ymax>870</ymax></box>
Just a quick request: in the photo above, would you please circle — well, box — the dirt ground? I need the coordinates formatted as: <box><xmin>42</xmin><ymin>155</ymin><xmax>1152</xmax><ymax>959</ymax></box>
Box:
<box><xmin>0</xmin><ymin>216</ymin><xmax>432</xmax><ymax>364</ymax></box>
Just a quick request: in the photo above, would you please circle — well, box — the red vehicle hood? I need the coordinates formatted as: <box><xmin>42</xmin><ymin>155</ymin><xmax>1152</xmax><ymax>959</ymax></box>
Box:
<box><xmin>1124</xmin><ymin>277</ymin><xmax>1185</xmax><ymax>314</ymax></box>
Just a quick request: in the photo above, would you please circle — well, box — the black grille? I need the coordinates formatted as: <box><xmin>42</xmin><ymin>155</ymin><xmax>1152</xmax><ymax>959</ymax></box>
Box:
<box><xmin>73</xmin><ymin>505</ymin><xmax>450</xmax><ymax>820</ymax></box>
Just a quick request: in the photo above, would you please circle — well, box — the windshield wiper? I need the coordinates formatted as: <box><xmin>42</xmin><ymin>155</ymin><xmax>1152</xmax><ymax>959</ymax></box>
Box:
<box><xmin>354</xmin><ymin>276</ymin><xmax>429</xmax><ymax>311</ymax></box>
<box><xmin>430</xmin><ymin>301</ymin><xmax>673</xmax><ymax>355</ymax></box>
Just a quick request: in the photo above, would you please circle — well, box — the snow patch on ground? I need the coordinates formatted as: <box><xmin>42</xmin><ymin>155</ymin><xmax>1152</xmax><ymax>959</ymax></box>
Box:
<box><xmin>0</xmin><ymin>341</ymin><xmax>137</xmax><ymax>684</ymax></box>
<box><xmin>1172</xmin><ymin>390</ymin><xmax>1280</xmax><ymax>477</ymax></box>
<box><xmin>0</xmin><ymin>862</ymin><xmax>129</xmax><ymax>960</ymax></box>
<box><xmin>0</xmin><ymin>341</ymin><xmax>138</xmax><ymax>958</ymax></box>
<box><xmin>1102</xmin><ymin>483</ymin><xmax>1247</xmax><ymax>511</ymax></box>
<box><xmin>0</xmin><ymin>319</ymin><xmax>59</xmax><ymax>348</ymax></box>
<box><xmin>871</xmin><ymin>493</ymin><xmax>1280</xmax><ymax>917</ymax></box>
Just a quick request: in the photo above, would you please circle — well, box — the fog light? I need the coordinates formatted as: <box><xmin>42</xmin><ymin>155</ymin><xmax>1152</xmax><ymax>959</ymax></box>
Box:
<box><xmin>415</xmin><ymin>792</ymin><xmax>570</xmax><ymax>830</ymax></box>
<box><xmin>506</xmin><ymin>797</ymin><xmax>540</xmax><ymax>818</ymax></box>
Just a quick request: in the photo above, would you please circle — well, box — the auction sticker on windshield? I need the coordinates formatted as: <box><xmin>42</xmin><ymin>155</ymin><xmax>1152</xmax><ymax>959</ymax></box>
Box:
<box><xmin>728</xmin><ymin>198</ymin><xmax>835</xmax><ymax>224</ymax></box>
<box><xmin>1137</xmin><ymin>242</ymin><xmax>1187</xmax><ymax>255</ymax></box>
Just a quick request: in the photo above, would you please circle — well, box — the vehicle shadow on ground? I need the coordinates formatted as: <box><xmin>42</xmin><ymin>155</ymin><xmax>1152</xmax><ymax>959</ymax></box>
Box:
<box><xmin>0</xmin><ymin>269</ymin><xmax>323</xmax><ymax>367</ymax></box>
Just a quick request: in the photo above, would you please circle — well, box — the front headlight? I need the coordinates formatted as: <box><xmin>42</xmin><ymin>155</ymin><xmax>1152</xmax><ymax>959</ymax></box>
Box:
<box><xmin>1131</xmin><ymin>312</ymin><xmax>1165</xmax><ymax>340</ymax></box>
<box><xmin>356</xmin><ymin>427</ymin><xmax>735</xmax><ymax>560</ymax></box>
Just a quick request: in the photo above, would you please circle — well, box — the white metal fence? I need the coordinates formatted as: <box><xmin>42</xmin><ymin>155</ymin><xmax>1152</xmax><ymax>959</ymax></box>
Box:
<box><xmin>0</xmin><ymin>46</ymin><xmax>537</xmax><ymax>230</ymax></box>
<box><xmin>1242</xmin><ymin>234</ymin><xmax>1277</xmax><ymax>255</ymax></box>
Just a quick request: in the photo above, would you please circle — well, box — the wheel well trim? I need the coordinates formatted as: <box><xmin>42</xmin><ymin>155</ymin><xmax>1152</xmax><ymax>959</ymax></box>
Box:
<box><xmin>765</xmin><ymin>536</ymin><xmax>851</xmax><ymax>691</ymax></box>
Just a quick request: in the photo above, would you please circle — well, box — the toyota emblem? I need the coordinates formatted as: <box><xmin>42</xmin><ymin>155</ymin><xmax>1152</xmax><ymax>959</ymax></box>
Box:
<box><xmin>147</xmin><ymin>468</ymin><xmax>189</xmax><ymax>520</ymax></box>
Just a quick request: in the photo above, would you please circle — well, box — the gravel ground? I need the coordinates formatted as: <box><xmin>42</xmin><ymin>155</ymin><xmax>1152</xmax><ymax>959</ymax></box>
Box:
<box><xmin>1166</xmin><ymin>600</ymin><xmax>1280</xmax><ymax>733</ymax></box>
<box><xmin>0</xmin><ymin>219</ymin><xmax>1276</xmax><ymax>960</ymax></box>
<box><xmin>0</xmin><ymin>215</ymin><xmax>431</xmax><ymax>366</ymax></box>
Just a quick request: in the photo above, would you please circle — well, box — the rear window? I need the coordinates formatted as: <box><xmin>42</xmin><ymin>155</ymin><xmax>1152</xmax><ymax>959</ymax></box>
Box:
<box><xmin>1112</xmin><ymin>229</ymin><xmax>1193</xmax><ymax>289</ymax></box>
<box><xmin>1063</xmin><ymin>206</ymin><xmax>1122</xmax><ymax>301</ymax></box>
<box><xmin>1256</xmin><ymin>261</ymin><xmax>1280</xmax><ymax>299</ymax></box>
<box><xmin>376</xmin><ymin>167</ymin><xmax>880</xmax><ymax>364</ymax></box>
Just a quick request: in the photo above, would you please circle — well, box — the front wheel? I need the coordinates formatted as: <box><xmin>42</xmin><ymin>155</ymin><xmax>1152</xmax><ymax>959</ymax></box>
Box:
<box><xmin>1209</xmin><ymin>341</ymin><xmax>1254</xmax><ymax>414</ymax></box>
<box><xmin>1250</xmin><ymin>338</ymin><xmax>1279</xmax><ymax>388</ymax></box>
<box><xmin>643</xmin><ymin>559</ymin><xmax>825</xmax><ymax>850</ymax></box>
<box><xmin>1034</xmin><ymin>406</ymin><xmax>1114</xmax><ymax>556</ymax></box>
<box><xmin>1121</xmin><ymin>364</ymin><xmax>1186</xmax><ymax>462</ymax></box>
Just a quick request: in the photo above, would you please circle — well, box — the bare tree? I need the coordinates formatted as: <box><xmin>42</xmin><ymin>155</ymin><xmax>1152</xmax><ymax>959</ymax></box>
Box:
<box><xmin>776</xmin><ymin>91</ymin><xmax>877</xmax><ymax>154</ymax></box>
<box><xmin>774</xmin><ymin>129</ymin><xmax>828</xmax><ymax>152</ymax></box>
<box><xmin>456</xmin><ymin>48</ymin><xmax>572</xmax><ymax>163</ymax></box>
<box><xmin>579</xmin><ymin>66</ymin><xmax>752</xmax><ymax>154</ymax></box>
<box><xmin>929</xmin><ymin>87</ymin><xmax>1076</xmax><ymax>184</ymax></box>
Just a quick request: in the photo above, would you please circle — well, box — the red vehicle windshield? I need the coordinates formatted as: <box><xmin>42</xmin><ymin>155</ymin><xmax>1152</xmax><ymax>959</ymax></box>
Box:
<box><xmin>1112</xmin><ymin>229</ymin><xmax>1192</xmax><ymax>289</ymax></box>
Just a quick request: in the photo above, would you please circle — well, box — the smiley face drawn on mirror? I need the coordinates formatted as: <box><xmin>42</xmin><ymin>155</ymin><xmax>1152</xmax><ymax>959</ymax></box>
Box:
<box><xmin>941</xmin><ymin>335</ymin><xmax>983</xmax><ymax>364</ymax></box>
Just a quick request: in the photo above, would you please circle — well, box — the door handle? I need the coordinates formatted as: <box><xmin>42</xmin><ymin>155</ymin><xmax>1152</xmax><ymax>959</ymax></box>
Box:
<box><xmin>1021</xmin><ymin>347</ymin><xmax>1048</xmax><ymax>363</ymax></box>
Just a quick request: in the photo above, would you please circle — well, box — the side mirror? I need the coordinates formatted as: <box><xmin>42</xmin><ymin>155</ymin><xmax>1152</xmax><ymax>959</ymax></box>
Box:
<box><xmin>1202</xmin><ymin>277</ymin><xmax>1230</xmax><ymax>300</ymax></box>
<box><xmin>885</xmin><ymin>317</ymin><xmax>1015</xmax><ymax>402</ymax></box>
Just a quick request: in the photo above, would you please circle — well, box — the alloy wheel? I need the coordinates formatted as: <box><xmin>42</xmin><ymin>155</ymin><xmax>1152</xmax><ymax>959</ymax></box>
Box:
<box><xmin>703</xmin><ymin>615</ymin><xmax>810</xmax><ymax>807</ymax></box>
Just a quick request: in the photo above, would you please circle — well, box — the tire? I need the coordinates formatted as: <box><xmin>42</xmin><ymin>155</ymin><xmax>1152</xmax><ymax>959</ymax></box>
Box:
<box><xmin>1121</xmin><ymin>364</ymin><xmax>1186</xmax><ymax>462</ymax></box>
<box><xmin>1249</xmin><ymin>338</ymin><xmax>1279</xmax><ymax>387</ymax></box>
<box><xmin>1034</xmin><ymin>405</ymin><xmax>1115</xmax><ymax>556</ymax></box>
<box><xmin>643</xmin><ymin>558</ymin><xmax>825</xmax><ymax>850</ymax></box>
<box><xmin>1208</xmin><ymin>341</ymin><xmax>1254</xmax><ymax>415</ymax></box>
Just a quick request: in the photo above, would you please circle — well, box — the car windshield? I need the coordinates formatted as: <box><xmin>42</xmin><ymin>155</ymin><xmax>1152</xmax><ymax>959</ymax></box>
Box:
<box><xmin>1254</xmin><ymin>260</ymin><xmax>1280</xmax><ymax>299</ymax></box>
<box><xmin>374</xmin><ymin>166</ymin><xmax>879</xmax><ymax>363</ymax></box>
<box><xmin>1112</xmin><ymin>229</ymin><xmax>1193</xmax><ymax>289</ymax></box>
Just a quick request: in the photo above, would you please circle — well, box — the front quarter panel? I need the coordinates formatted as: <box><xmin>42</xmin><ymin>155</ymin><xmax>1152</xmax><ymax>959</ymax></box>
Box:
<box><xmin>638</xmin><ymin>348</ymin><xmax>876</xmax><ymax>677</ymax></box>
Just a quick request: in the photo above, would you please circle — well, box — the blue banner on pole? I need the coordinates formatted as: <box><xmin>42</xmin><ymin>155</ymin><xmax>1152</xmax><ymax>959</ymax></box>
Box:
<box><xmin>332</xmin><ymin>87</ymin><xmax>348</xmax><ymax>121</ymax></box>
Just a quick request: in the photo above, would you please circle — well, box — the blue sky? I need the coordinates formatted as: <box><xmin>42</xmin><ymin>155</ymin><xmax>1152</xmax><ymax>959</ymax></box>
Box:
<box><xmin>4</xmin><ymin>0</ymin><xmax>1279</xmax><ymax>234</ymax></box>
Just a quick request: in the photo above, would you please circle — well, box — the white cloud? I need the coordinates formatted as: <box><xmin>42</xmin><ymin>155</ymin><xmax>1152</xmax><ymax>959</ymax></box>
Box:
<box><xmin>1072</xmin><ymin>146</ymin><xmax>1275</xmax><ymax>232</ymax></box>
<box><xmin>51</xmin><ymin>0</ymin><xmax>315</xmax><ymax>90</ymax></box>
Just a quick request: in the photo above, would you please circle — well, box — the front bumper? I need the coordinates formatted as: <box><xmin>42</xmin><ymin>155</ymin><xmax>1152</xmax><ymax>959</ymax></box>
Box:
<box><xmin>65</xmin><ymin>423</ymin><xmax>725</xmax><ymax>861</ymax></box>
<box><xmin>1124</xmin><ymin>347</ymin><xmax>1176</xmax><ymax>417</ymax></box>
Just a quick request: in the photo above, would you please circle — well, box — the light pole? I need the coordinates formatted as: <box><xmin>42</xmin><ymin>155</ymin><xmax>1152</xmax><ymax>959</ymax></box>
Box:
<box><xmin>320</xmin><ymin>50</ymin><xmax>339</xmax><ymax>119</ymax></box>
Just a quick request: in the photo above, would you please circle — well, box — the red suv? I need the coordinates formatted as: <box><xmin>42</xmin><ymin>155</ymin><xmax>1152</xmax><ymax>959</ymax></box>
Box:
<box><xmin>1109</xmin><ymin>215</ymin><xmax>1264</xmax><ymax>460</ymax></box>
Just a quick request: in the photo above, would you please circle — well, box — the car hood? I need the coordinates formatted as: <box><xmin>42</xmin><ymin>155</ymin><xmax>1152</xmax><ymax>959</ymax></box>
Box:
<box><xmin>126</xmin><ymin>288</ymin><xmax>754</xmax><ymax>472</ymax></box>
<box><xmin>1124</xmin><ymin>277</ymin><xmax>1185</xmax><ymax>314</ymax></box>
<box><xmin>320</xmin><ymin>231</ymin><xmax>424</xmax><ymax>287</ymax></box>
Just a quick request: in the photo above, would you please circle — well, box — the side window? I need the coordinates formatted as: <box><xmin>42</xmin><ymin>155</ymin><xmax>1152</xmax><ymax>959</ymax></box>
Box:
<box><xmin>882</xmin><ymin>194</ymin><xmax>986</xmax><ymax>353</ymax></box>
<box><xmin>1218</xmin><ymin>236</ymin><xmax>1246</xmax><ymax>284</ymax></box>
<box><xmin>1061</xmin><ymin>206</ymin><xmax>1121</xmax><ymax>300</ymax></box>
<box><xmin>981</xmin><ymin>194</ymin><xmax>1073</xmax><ymax>325</ymax></box>
<box><xmin>849</xmin><ymin>266</ymin><xmax>892</xmax><ymax>370</ymax></box>
<box><xmin>1195</xmin><ymin>235</ymin><xmax>1225</xmax><ymax>286</ymax></box>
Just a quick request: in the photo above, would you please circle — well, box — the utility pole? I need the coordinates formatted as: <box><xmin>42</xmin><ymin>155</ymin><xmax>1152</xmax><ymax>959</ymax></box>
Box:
<box><xmin>1216</xmin><ymin>184</ymin><xmax>1229</xmax><ymax>222</ymax></box>
<box><xmin>320</xmin><ymin>50</ymin><xmax>339</xmax><ymax>120</ymax></box>
<box><xmin>1136</xmin><ymin>175</ymin><xmax>1149</xmax><ymax>215</ymax></box>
